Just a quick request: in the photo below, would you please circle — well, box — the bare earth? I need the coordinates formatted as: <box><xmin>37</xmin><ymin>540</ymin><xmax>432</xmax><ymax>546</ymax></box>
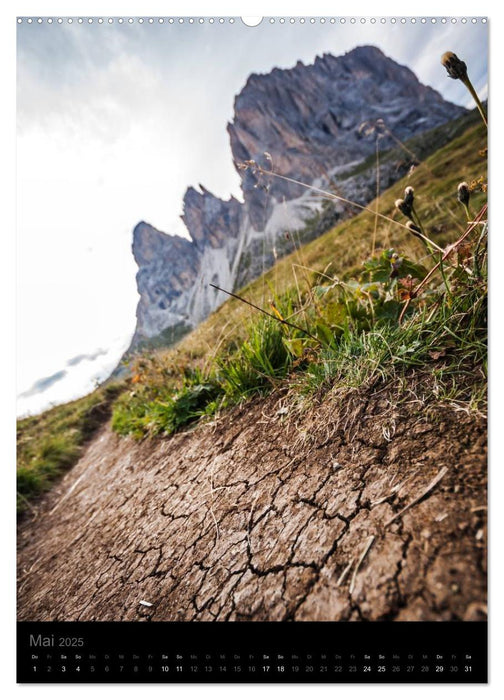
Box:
<box><xmin>17</xmin><ymin>379</ymin><xmax>487</xmax><ymax>622</ymax></box>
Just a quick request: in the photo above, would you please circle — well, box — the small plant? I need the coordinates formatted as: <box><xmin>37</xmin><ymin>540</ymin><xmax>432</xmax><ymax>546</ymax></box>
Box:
<box><xmin>457</xmin><ymin>181</ymin><xmax>472</xmax><ymax>221</ymax></box>
<box><xmin>217</xmin><ymin>315</ymin><xmax>293</xmax><ymax>400</ymax></box>
<box><xmin>148</xmin><ymin>372</ymin><xmax>223</xmax><ymax>434</ymax></box>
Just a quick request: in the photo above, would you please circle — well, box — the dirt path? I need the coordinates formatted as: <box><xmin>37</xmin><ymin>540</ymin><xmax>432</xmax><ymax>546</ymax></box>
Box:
<box><xmin>17</xmin><ymin>380</ymin><xmax>487</xmax><ymax>622</ymax></box>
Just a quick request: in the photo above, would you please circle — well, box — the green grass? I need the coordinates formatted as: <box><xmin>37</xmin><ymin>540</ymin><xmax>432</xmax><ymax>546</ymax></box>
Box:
<box><xmin>143</xmin><ymin>118</ymin><xmax>486</xmax><ymax>367</ymax></box>
<box><xmin>297</xmin><ymin>267</ymin><xmax>487</xmax><ymax>397</ymax></box>
<box><xmin>16</xmin><ymin>382</ymin><xmax>124</xmax><ymax>514</ymax></box>
<box><xmin>112</xmin><ymin>369</ymin><xmax>222</xmax><ymax>439</ymax></box>
<box><xmin>112</xmin><ymin>211</ymin><xmax>486</xmax><ymax>440</ymax></box>
<box><xmin>111</xmin><ymin>314</ymin><xmax>294</xmax><ymax>437</ymax></box>
<box><xmin>217</xmin><ymin>315</ymin><xmax>293</xmax><ymax>399</ymax></box>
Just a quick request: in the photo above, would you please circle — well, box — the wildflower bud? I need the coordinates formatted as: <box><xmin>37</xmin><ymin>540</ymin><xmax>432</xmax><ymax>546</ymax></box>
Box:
<box><xmin>395</xmin><ymin>198</ymin><xmax>412</xmax><ymax>218</ymax></box>
<box><xmin>457</xmin><ymin>181</ymin><xmax>470</xmax><ymax>206</ymax></box>
<box><xmin>441</xmin><ymin>52</ymin><xmax>468</xmax><ymax>81</ymax></box>
<box><xmin>403</xmin><ymin>186</ymin><xmax>415</xmax><ymax>208</ymax></box>
<box><xmin>406</xmin><ymin>220</ymin><xmax>422</xmax><ymax>238</ymax></box>
<box><xmin>390</xmin><ymin>255</ymin><xmax>403</xmax><ymax>278</ymax></box>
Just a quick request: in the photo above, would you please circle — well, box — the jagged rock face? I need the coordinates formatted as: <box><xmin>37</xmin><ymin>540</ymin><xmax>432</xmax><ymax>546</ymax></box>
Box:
<box><xmin>130</xmin><ymin>222</ymin><xmax>200</xmax><ymax>347</ymax></box>
<box><xmin>228</xmin><ymin>46</ymin><xmax>463</xmax><ymax>230</ymax></box>
<box><xmin>129</xmin><ymin>46</ymin><xmax>465</xmax><ymax>352</ymax></box>
<box><xmin>131</xmin><ymin>186</ymin><xmax>245</xmax><ymax>347</ymax></box>
<box><xmin>181</xmin><ymin>186</ymin><xmax>243</xmax><ymax>251</ymax></box>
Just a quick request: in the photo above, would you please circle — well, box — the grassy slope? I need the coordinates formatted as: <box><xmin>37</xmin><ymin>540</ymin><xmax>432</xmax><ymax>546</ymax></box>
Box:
<box><xmin>111</xmin><ymin>118</ymin><xmax>486</xmax><ymax>438</ymax></box>
<box><xmin>16</xmin><ymin>117</ymin><xmax>487</xmax><ymax>511</ymax></box>
<box><xmin>16</xmin><ymin>383</ymin><xmax>123</xmax><ymax>513</ymax></box>
<box><xmin>152</xmin><ymin>120</ymin><xmax>487</xmax><ymax>365</ymax></box>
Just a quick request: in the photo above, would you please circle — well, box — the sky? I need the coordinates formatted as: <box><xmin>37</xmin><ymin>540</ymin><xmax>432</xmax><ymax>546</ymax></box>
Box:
<box><xmin>16</xmin><ymin>16</ymin><xmax>488</xmax><ymax>416</ymax></box>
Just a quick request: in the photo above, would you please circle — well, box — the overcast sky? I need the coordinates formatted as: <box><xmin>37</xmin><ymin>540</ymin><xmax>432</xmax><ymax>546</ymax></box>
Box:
<box><xmin>16</xmin><ymin>17</ymin><xmax>488</xmax><ymax>415</ymax></box>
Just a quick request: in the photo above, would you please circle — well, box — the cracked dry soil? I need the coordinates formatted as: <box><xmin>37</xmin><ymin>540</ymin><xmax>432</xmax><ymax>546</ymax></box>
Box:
<box><xmin>17</xmin><ymin>381</ymin><xmax>487</xmax><ymax>622</ymax></box>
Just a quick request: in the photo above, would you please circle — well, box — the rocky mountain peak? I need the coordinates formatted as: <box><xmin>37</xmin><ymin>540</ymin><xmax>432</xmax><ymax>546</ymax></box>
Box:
<box><xmin>132</xmin><ymin>221</ymin><xmax>193</xmax><ymax>267</ymax></box>
<box><xmin>181</xmin><ymin>186</ymin><xmax>243</xmax><ymax>252</ymax></box>
<box><xmin>227</xmin><ymin>45</ymin><xmax>457</xmax><ymax>229</ymax></box>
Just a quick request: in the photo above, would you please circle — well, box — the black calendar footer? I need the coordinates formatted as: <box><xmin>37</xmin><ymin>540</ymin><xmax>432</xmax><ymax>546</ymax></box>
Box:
<box><xmin>17</xmin><ymin>620</ymin><xmax>487</xmax><ymax>683</ymax></box>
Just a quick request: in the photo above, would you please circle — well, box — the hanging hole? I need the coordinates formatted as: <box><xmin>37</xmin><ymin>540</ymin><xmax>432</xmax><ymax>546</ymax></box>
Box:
<box><xmin>241</xmin><ymin>16</ymin><xmax>263</xmax><ymax>27</ymax></box>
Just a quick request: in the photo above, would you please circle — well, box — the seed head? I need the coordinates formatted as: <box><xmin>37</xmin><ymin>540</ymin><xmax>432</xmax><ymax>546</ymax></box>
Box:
<box><xmin>395</xmin><ymin>198</ymin><xmax>412</xmax><ymax>218</ymax></box>
<box><xmin>406</xmin><ymin>220</ymin><xmax>422</xmax><ymax>238</ymax></box>
<box><xmin>457</xmin><ymin>182</ymin><xmax>470</xmax><ymax>206</ymax></box>
<box><xmin>404</xmin><ymin>186</ymin><xmax>415</xmax><ymax>206</ymax></box>
<box><xmin>441</xmin><ymin>52</ymin><xmax>468</xmax><ymax>81</ymax></box>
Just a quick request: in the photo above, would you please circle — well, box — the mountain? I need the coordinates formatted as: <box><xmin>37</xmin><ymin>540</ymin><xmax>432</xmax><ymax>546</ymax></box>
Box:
<box><xmin>129</xmin><ymin>46</ymin><xmax>465</xmax><ymax>352</ymax></box>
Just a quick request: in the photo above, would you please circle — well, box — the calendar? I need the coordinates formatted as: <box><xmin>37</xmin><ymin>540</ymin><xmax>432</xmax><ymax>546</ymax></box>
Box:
<box><xmin>16</xmin><ymin>13</ymin><xmax>488</xmax><ymax>685</ymax></box>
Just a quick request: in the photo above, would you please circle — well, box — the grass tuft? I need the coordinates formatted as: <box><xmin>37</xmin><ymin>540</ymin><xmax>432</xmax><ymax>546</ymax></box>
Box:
<box><xmin>217</xmin><ymin>316</ymin><xmax>293</xmax><ymax>400</ymax></box>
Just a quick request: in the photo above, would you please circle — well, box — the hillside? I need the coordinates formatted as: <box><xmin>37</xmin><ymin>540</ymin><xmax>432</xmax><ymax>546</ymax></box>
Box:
<box><xmin>17</xmin><ymin>105</ymin><xmax>487</xmax><ymax>622</ymax></box>
<box><xmin>111</xmin><ymin>117</ymin><xmax>487</xmax><ymax>439</ymax></box>
<box><xmin>17</xmin><ymin>114</ymin><xmax>487</xmax><ymax>512</ymax></box>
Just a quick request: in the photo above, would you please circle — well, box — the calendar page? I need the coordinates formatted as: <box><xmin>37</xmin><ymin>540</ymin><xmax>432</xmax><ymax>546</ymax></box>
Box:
<box><xmin>16</xmin><ymin>14</ymin><xmax>488</xmax><ymax>684</ymax></box>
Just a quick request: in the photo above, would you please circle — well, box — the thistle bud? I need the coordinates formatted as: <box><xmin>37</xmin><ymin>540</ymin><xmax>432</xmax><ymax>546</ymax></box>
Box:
<box><xmin>457</xmin><ymin>182</ymin><xmax>470</xmax><ymax>206</ymax></box>
<box><xmin>395</xmin><ymin>198</ymin><xmax>412</xmax><ymax>218</ymax></box>
<box><xmin>403</xmin><ymin>186</ymin><xmax>415</xmax><ymax>209</ymax></box>
<box><xmin>441</xmin><ymin>52</ymin><xmax>468</xmax><ymax>81</ymax></box>
<box><xmin>406</xmin><ymin>221</ymin><xmax>422</xmax><ymax>239</ymax></box>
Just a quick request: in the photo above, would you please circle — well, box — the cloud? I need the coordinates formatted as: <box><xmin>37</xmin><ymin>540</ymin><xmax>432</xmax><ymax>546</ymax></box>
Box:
<box><xmin>66</xmin><ymin>348</ymin><xmax>108</xmax><ymax>367</ymax></box>
<box><xmin>19</xmin><ymin>370</ymin><xmax>67</xmax><ymax>398</ymax></box>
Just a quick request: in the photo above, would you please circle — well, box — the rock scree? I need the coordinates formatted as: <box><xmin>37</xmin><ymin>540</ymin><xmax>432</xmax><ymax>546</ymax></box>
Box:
<box><xmin>17</xmin><ymin>380</ymin><xmax>487</xmax><ymax>622</ymax></box>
